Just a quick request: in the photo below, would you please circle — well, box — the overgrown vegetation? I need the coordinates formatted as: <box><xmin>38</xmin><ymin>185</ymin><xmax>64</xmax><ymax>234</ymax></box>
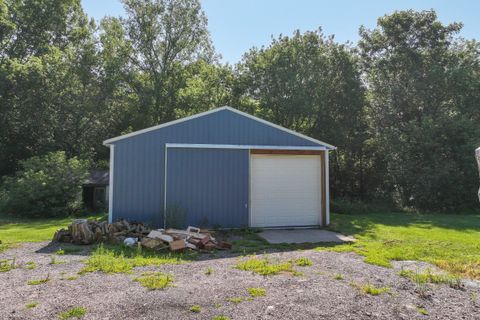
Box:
<box><xmin>0</xmin><ymin>152</ymin><xmax>89</xmax><ymax>217</ymax></box>
<box><xmin>133</xmin><ymin>272</ymin><xmax>174</xmax><ymax>290</ymax></box>
<box><xmin>320</xmin><ymin>212</ymin><xmax>480</xmax><ymax>279</ymax></box>
<box><xmin>81</xmin><ymin>245</ymin><xmax>187</xmax><ymax>274</ymax></box>
<box><xmin>58</xmin><ymin>307</ymin><xmax>87</xmax><ymax>319</ymax></box>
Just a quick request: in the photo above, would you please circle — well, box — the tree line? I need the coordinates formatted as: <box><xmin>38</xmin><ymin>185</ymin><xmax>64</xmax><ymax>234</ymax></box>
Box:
<box><xmin>1</xmin><ymin>0</ymin><xmax>479</xmax><ymax>214</ymax></box>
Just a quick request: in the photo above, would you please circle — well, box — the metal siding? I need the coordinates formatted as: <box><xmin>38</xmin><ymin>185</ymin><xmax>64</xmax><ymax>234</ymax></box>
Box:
<box><xmin>111</xmin><ymin>109</ymin><xmax>320</xmax><ymax>227</ymax></box>
<box><xmin>166</xmin><ymin>148</ymin><xmax>249</xmax><ymax>228</ymax></box>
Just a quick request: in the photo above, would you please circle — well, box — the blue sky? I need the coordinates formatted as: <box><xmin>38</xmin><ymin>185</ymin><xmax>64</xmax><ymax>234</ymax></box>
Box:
<box><xmin>82</xmin><ymin>0</ymin><xmax>479</xmax><ymax>64</ymax></box>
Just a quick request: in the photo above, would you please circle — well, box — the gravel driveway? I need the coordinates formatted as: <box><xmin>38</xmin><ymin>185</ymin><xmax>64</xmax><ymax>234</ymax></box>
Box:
<box><xmin>1</xmin><ymin>242</ymin><xmax>479</xmax><ymax>320</ymax></box>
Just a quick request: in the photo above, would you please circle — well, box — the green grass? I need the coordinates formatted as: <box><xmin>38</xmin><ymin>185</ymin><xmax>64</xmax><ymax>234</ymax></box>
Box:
<box><xmin>80</xmin><ymin>244</ymin><xmax>188</xmax><ymax>274</ymax></box>
<box><xmin>212</xmin><ymin>316</ymin><xmax>230</xmax><ymax>320</ymax></box>
<box><xmin>0</xmin><ymin>213</ymin><xmax>106</xmax><ymax>243</ymax></box>
<box><xmin>27</xmin><ymin>274</ymin><xmax>50</xmax><ymax>285</ymax></box>
<box><xmin>416</xmin><ymin>306</ymin><xmax>429</xmax><ymax>315</ymax></box>
<box><xmin>399</xmin><ymin>268</ymin><xmax>461</xmax><ymax>288</ymax></box>
<box><xmin>235</xmin><ymin>256</ymin><xmax>295</xmax><ymax>276</ymax></box>
<box><xmin>358</xmin><ymin>283</ymin><xmax>390</xmax><ymax>295</ymax></box>
<box><xmin>58</xmin><ymin>307</ymin><xmax>87</xmax><ymax>319</ymax></box>
<box><xmin>25</xmin><ymin>261</ymin><xmax>37</xmax><ymax>269</ymax></box>
<box><xmin>133</xmin><ymin>272</ymin><xmax>174</xmax><ymax>290</ymax></box>
<box><xmin>247</xmin><ymin>287</ymin><xmax>266</xmax><ymax>297</ymax></box>
<box><xmin>0</xmin><ymin>258</ymin><xmax>16</xmax><ymax>272</ymax></box>
<box><xmin>333</xmin><ymin>274</ymin><xmax>344</xmax><ymax>280</ymax></box>
<box><xmin>225</xmin><ymin>297</ymin><xmax>250</xmax><ymax>304</ymax></box>
<box><xmin>294</xmin><ymin>257</ymin><xmax>313</xmax><ymax>266</ymax></box>
<box><xmin>205</xmin><ymin>267</ymin><xmax>213</xmax><ymax>275</ymax></box>
<box><xmin>25</xmin><ymin>302</ymin><xmax>39</xmax><ymax>309</ymax></box>
<box><xmin>189</xmin><ymin>305</ymin><xmax>201</xmax><ymax>313</ymax></box>
<box><xmin>318</xmin><ymin>212</ymin><xmax>480</xmax><ymax>279</ymax></box>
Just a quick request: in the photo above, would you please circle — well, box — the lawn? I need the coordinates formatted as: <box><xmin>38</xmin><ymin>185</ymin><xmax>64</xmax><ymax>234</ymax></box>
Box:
<box><xmin>325</xmin><ymin>212</ymin><xmax>480</xmax><ymax>279</ymax></box>
<box><xmin>0</xmin><ymin>213</ymin><xmax>106</xmax><ymax>244</ymax></box>
<box><xmin>1</xmin><ymin>211</ymin><xmax>479</xmax><ymax>279</ymax></box>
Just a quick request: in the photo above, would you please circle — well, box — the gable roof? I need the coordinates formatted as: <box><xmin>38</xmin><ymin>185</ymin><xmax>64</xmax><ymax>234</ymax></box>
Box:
<box><xmin>103</xmin><ymin>106</ymin><xmax>335</xmax><ymax>149</ymax></box>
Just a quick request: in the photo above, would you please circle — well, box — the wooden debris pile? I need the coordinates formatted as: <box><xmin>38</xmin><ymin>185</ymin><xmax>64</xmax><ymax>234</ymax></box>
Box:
<box><xmin>53</xmin><ymin>219</ymin><xmax>149</xmax><ymax>245</ymax></box>
<box><xmin>142</xmin><ymin>226</ymin><xmax>232</xmax><ymax>252</ymax></box>
<box><xmin>53</xmin><ymin>220</ymin><xmax>232</xmax><ymax>252</ymax></box>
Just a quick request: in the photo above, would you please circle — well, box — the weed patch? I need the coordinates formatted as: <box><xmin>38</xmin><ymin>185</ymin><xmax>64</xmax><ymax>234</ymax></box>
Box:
<box><xmin>225</xmin><ymin>297</ymin><xmax>250</xmax><ymax>304</ymax></box>
<box><xmin>294</xmin><ymin>257</ymin><xmax>313</xmax><ymax>266</ymax></box>
<box><xmin>25</xmin><ymin>261</ymin><xmax>37</xmax><ymax>269</ymax></box>
<box><xmin>247</xmin><ymin>287</ymin><xmax>266</xmax><ymax>297</ymax></box>
<box><xmin>26</xmin><ymin>302</ymin><xmax>38</xmax><ymax>309</ymax></box>
<box><xmin>0</xmin><ymin>258</ymin><xmax>16</xmax><ymax>272</ymax></box>
<box><xmin>58</xmin><ymin>307</ymin><xmax>87</xmax><ymax>319</ymax></box>
<box><xmin>235</xmin><ymin>256</ymin><xmax>296</xmax><ymax>276</ymax></box>
<box><xmin>359</xmin><ymin>283</ymin><xmax>390</xmax><ymax>295</ymax></box>
<box><xmin>134</xmin><ymin>272</ymin><xmax>173</xmax><ymax>290</ymax></box>
<box><xmin>49</xmin><ymin>256</ymin><xmax>65</xmax><ymax>265</ymax></box>
<box><xmin>27</xmin><ymin>274</ymin><xmax>50</xmax><ymax>285</ymax></box>
<box><xmin>399</xmin><ymin>268</ymin><xmax>462</xmax><ymax>288</ymax></box>
<box><xmin>190</xmin><ymin>305</ymin><xmax>201</xmax><ymax>313</ymax></box>
<box><xmin>81</xmin><ymin>244</ymin><xmax>186</xmax><ymax>274</ymax></box>
<box><xmin>212</xmin><ymin>316</ymin><xmax>230</xmax><ymax>320</ymax></box>
<box><xmin>205</xmin><ymin>267</ymin><xmax>213</xmax><ymax>275</ymax></box>
<box><xmin>416</xmin><ymin>306</ymin><xmax>428</xmax><ymax>315</ymax></box>
<box><xmin>334</xmin><ymin>274</ymin><xmax>344</xmax><ymax>280</ymax></box>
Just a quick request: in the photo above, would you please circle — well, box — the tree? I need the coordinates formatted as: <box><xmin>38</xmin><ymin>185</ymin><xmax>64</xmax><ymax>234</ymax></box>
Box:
<box><xmin>359</xmin><ymin>10</ymin><xmax>480</xmax><ymax>211</ymax></box>
<box><xmin>0</xmin><ymin>151</ymin><xmax>90</xmax><ymax>217</ymax></box>
<box><xmin>237</xmin><ymin>30</ymin><xmax>369</xmax><ymax>200</ymax></box>
<box><xmin>122</xmin><ymin>0</ymin><xmax>214</xmax><ymax>127</ymax></box>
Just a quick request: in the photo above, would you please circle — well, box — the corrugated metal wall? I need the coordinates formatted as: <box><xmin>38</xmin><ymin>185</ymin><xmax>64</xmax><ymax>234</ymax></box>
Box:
<box><xmin>111</xmin><ymin>108</ymin><xmax>321</xmax><ymax>227</ymax></box>
<box><xmin>166</xmin><ymin>148</ymin><xmax>249</xmax><ymax>228</ymax></box>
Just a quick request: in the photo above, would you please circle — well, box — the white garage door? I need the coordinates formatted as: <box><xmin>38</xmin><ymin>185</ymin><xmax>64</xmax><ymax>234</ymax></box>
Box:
<box><xmin>250</xmin><ymin>154</ymin><xmax>321</xmax><ymax>227</ymax></box>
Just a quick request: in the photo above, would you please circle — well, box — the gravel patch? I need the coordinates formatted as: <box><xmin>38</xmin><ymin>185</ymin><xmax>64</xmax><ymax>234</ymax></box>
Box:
<box><xmin>1</xmin><ymin>242</ymin><xmax>479</xmax><ymax>319</ymax></box>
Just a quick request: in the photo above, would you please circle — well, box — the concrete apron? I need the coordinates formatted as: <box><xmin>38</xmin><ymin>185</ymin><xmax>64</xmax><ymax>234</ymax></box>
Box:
<box><xmin>259</xmin><ymin>229</ymin><xmax>355</xmax><ymax>244</ymax></box>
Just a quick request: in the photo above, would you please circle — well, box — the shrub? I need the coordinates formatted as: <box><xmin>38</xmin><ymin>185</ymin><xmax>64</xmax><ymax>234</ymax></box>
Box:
<box><xmin>0</xmin><ymin>151</ymin><xmax>89</xmax><ymax>217</ymax></box>
<box><xmin>58</xmin><ymin>307</ymin><xmax>87</xmax><ymax>319</ymax></box>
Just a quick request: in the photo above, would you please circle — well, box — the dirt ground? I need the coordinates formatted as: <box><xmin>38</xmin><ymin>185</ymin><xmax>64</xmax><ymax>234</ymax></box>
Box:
<box><xmin>1</xmin><ymin>242</ymin><xmax>479</xmax><ymax>320</ymax></box>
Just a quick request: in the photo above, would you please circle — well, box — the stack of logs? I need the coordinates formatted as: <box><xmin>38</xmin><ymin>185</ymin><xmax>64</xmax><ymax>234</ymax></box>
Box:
<box><xmin>52</xmin><ymin>220</ymin><xmax>231</xmax><ymax>252</ymax></box>
<box><xmin>53</xmin><ymin>219</ymin><xmax>149</xmax><ymax>245</ymax></box>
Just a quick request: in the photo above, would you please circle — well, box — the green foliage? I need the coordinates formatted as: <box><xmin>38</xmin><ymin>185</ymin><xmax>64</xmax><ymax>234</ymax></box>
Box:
<box><xmin>58</xmin><ymin>307</ymin><xmax>87</xmax><ymax>319</ymax></box>
<box><xmin>133</xmin><ymin>272</ymin><xmax>174</xmax><ymax>290</ymax></box>
<box><xmin>25</xmin><ymin>261</ymin><xmax>37</xmax><ymax>269</ymax></box>
<box><xmin>247</xmin><ymin>287</ymin><xmax>266</xmax><ymax>297</ymax></box>
<box><xmin>204</xmin><ymin>267</ymin><xmax>213</xmax><ymax>275</ymax></box>
<box><xmin>211</xmin><ymin>316</ymin><xmax>230</xmax><ymax>320</ymax></box>
<box><xmin>322</xmin><ymin>212</ymin><xmax>480</xmax><ymax>279</ymax></box>
<box><xmin>80</xmin><ymin>244</ymin><xmax>185</xmax><ymax>274</ymax></box>
<box><xmin>0</xmin><ymin>152</ymin><xmax>89</xmax><ymax>217</ymax></box>
<box><xmin>333</xmin><ymin>274</ymin><xmax>344</xmax><ymax>280</ymax></box>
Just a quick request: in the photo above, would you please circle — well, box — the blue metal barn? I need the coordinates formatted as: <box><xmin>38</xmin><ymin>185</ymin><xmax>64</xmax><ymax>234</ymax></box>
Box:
<box><xmin>104</xmin><ymin>106</ymin><xmax>335</xmax><ymax>229</ymax></box>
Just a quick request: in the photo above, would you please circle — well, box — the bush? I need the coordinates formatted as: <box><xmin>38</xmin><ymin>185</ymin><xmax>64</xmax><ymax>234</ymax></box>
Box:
<box><xmin>0</xmin><ymin>151</ymin><xmax>89</xmax><ymax>217</ymax></box>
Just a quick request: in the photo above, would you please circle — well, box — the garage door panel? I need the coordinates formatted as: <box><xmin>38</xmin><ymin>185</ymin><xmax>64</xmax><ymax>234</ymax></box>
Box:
<box><xmin>250</xmin><ymin>154</ymin><xmax>321</xmax><ymax>227</ymax></box>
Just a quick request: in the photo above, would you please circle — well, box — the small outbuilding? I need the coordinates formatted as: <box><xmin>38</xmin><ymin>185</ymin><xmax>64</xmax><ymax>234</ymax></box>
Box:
<box><xmin>82</xmin><ymin>170</ymin><xmax>109</xmax><ymax>212</ymax></box>
<box><xmin>104</xmin><ymin>106</ymin><xmax>335</xmax><ymax>228</ymax></box>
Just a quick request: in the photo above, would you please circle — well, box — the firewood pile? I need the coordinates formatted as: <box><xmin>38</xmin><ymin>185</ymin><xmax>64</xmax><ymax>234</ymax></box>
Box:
<box><xmin>53</xmin><ymin>219</ymin><xmax>149</xmax><ymax>245</ymax></box>
<box><xmin>52</xmin><ymin>220</ymin><xmax>231</xmax><ymax>252</ymax></box>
